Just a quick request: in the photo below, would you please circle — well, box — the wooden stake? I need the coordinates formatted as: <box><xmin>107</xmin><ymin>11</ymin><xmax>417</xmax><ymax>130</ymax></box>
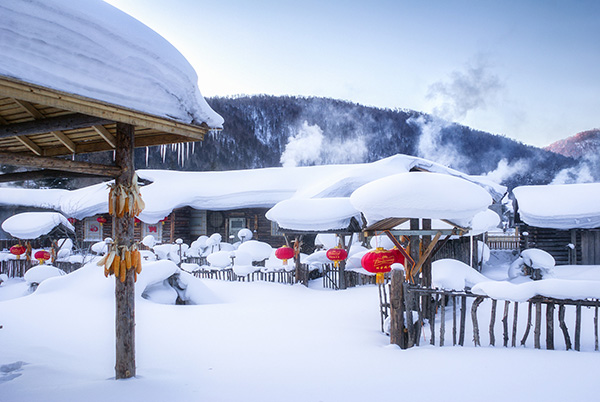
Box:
<box><xmin>489</xmin><ymin>299</ymin><xmax>497</xmax><ymax>346</ymax></box>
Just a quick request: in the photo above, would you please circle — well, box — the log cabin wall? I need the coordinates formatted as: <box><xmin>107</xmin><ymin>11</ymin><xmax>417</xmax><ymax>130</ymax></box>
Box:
<box><xmin>518</xmin><ymin>225</ymin><xmax>584</xmax><ymax>265</ymax></box>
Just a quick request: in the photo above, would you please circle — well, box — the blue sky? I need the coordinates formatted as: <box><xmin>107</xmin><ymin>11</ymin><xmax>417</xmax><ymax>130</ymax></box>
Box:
<box><xmin>106</xmin><ymin>0</ymin><xmax>599</xmax><ymax>147</ymax></box>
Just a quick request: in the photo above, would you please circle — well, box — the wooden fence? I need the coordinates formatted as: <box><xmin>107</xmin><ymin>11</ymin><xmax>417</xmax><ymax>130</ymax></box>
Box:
<box><xmin>321</xmin><ymin>264</ymin><xmax>377</xmax><ymax>290</ymax></box>
<box><xmin>191</xmin><ymin>267</ymin><xmax>296</xmax><ymax>285</ymax></box>
<box><xmin>386</xmin><ymin>278</ymin><xmax>599</xmax><ymax>351</ymax></box>
<box><xmin>1</xmin><ymin>259</ymin><xmax>83</xmax><ymax>278</ymax></box>
<box><xmin>486</xmin><ymin>234</ymin><xmax>520</xmax><ymax>250</ymax></box>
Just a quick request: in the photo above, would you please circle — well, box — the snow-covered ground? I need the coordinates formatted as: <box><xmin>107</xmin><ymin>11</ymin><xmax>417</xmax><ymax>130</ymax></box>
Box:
<box><xmin>1</xmin><ymin>253</ymin><xmax>599</xmax><ymax>402</ymax></box>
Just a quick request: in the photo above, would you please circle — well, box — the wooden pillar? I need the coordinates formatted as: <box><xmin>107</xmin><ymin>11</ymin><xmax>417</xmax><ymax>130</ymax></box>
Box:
<box><xmin>114</xmin><ymin>122</ymin><xmax>136</xmax><ymax>379</ymax></box>
<box><xmin>338</xmin><ymin>234</ymin><xmax>347</xmax><ymax>290</ymax></box>
<box><xmin>390</xmin><ymin>267</ymin><xmax>407</xmax><ymax>348</ymax></box>
<box><xmin>421</xmin><ymin>219</ymin><xmax>432</xmax><ymax>288</ymax></box>
<box><xmin>409</xmin><ymin>219</ymin><xmax>420</xmax><ymax>284</ymax></box>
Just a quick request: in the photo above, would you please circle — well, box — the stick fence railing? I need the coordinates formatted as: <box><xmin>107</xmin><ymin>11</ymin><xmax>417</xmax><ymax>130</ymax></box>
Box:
<box><xmin>386</xmin><ymin>280</ymin><xmax>599</xmax><ymax>352</ymax></box>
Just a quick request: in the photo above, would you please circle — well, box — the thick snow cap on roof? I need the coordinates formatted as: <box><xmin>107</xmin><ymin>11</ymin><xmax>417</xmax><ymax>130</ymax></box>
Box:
<box><xmin>513</xmin><ymin>183</ymin><xmax>600</xmax><ymax>229</ymax></box>
<box><xmin>350</xmin><ymin>172</ymin><xmax>492</xmax><ymax>226</ymax></box>
<box><xmin>266</xmin><ymin>198</ymin><xmax>360</xmax><ymax>232</ymax></box>
<box><xmin>1</xmin><ymin>212</ymin><xmax>74</xmax><ymax>239</ymax></box>
<box><xmin>0</xmin><ymin>0</ymin><xmax>223</xmax><ymax>128</ymax></box>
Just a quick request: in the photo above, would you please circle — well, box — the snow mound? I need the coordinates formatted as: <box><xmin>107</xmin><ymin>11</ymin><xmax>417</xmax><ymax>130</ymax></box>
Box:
<box><xmin>24</xmin><ymin>265</ymin><xmax>66</xmax><ymax>285</ymax></box>
<box><xmin>432</xmin><ymin>259</ymin><xmax>488</xmax><ymax>291</ymax></box>
<box><xmin>350</xmin><ymin>172</ymin><xmax>492</xmax><ymax>226</ymax></box>
<box><xmin>1</xmin><ymin>212</ymin><xmax>74</xmax><ymax>239</ymax></box>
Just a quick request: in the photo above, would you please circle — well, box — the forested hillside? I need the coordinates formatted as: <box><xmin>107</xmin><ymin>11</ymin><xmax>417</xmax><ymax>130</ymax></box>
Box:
<box><xmin>18</xmin><ymin>95</ymin><xmax>584</xmax><ymax>190</ymax></box>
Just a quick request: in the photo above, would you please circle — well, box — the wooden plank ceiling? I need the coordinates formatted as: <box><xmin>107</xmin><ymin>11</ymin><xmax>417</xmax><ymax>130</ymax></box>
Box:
<box><xmin>0</xmin><ymin>76</ymin><xmax>215</xmax><ymax>180</ymax></box>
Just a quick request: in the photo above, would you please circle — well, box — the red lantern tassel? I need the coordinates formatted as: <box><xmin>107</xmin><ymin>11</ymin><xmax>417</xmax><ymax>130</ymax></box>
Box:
<box><xmin>376</xmin><ymin>272</ymin><xmax>385</xmax><ymax>285</ymax></box>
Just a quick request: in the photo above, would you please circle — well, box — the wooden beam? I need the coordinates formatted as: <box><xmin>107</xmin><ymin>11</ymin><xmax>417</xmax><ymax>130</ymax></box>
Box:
<box><xmin>13</xmin><ymin>98</ymin><xmax>45</xmax><ymax>119</ymax></box>
<box><xmin>14</xmin><ymin>135</ymin><xmax>42</xmax><ymax>156</ymax></box>
<box><xmin>0</xmin><ymin>151</ymin><xmax>121</xmax><ymax>177</ymax></box>
<box><xmin>0</xmin><ymin>78</ymin><xmax>212</xmax><ymax>138</ymax></box>
<box><xmin>92</xmin><ymin>125</ymin><xmax>117</xmax><ymax>148</ymax></box>
<box><xmin>51</xmin><ymin>130</ymin><xmax>77</xmax><ymax>153</ymax></box>
<box><xmin>0</xmin><ymin>113</ymin><xmax>113</xmax><ymax>139</ymax></box>
<box><xmin>0</xmin><ymin>169</ymin><xmax>114</xmax><ymax>183</ymax></box>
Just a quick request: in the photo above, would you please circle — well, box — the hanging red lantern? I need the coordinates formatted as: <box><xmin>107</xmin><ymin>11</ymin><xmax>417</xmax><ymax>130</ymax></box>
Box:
<box><xmin>10</xmin><ymin>244</ymin><xmax>26</xmax><ymax>260</ymax></box>
<box><xmin>97</xmin><ymin>216</ymin><xmax>107</xmax><ymax>224</ymax></box>
<box><xmin>389</xmin><ymin>247</ymin><xmax>406</xmax><ymax>266</ymax></box>
<box><xmin>361</xmin><ymin>248</ymin><xmax>396</xmax><ymax>284</ymax></box>
<box><xmin>67</xmin><ymin>217</ymin><xmax>76</xmax><ymax>224</ymax></box>
<box><xmin>275</xmin><ymin>245</ymin><xmax>295</xmax><ymax>265</ymax></box>
<box><xmin>34</xmin><ymin>250</ymin><xmax>51</xmax><ymax>264</ymax></box>
<box><xmin>326</xmin><ymin>247</ymin><xmax>348</xmax><ymax>268</ymax></box>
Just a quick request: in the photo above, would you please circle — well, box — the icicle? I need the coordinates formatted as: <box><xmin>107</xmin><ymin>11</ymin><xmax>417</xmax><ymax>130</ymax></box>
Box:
<box><xmin>145</xmin><ymin>146</ymin><xmax>149</xmax><ymax>167</ymax></box>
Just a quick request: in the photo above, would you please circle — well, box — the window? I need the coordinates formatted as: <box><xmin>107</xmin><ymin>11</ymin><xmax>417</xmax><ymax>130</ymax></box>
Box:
<box><xmin>142</xmin><ymin>222</ymin><xmax>163</xmax><ymax>243</ymax></box>
<box><xmin>271</xmin><ymin>221</ymin><xmax>283</xmax><ymax>236</ymax></box>
<box><xmin>84</xmin><ymin>217</ymin><xmax>103</xmax><ymax>242</ymax></box>
<box><xmin>228</xmin><ymin>217</ymin><xmax>246</xmax><ymax>242</ymax></box>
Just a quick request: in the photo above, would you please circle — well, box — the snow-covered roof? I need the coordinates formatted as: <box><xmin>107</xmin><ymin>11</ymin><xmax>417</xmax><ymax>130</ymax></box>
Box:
<box><xmin>350</xmin><ymin>172</ymin><xmax>493</xmax><ymax>227</ymax></box>
<box><xmin>0</xmin><ymin>0</ymin><xmax>222</xmax><ymax>128</ymax></box>
<box><xmin>265</xmin><ymin>198</ymin><xmax>360</xmax><ymax>232</ymax></box>
<box><xmin>0</xmin><ymin>154</ymin><xmax>505</xmax><ymax>226</ymax></box>
<box><xmin>513</xmin><ymin>183</ymin><xmax>600</xmax><ymax>229</ymax></box>
<box><xmin>1</xmin><ymin>212</ymin><xmax>74</xmax><ymax>239</ymax></box>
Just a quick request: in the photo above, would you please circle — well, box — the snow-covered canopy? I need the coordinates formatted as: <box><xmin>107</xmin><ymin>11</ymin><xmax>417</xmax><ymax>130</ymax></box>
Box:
<box><xmin>513</xmin><ymin>183</ymin><xmax>600</xmax><ymax>229</ymax></box>
<box><xmin>350</xmin><ymin>172</ymin><xmax>493</xmax><ymax>227</ymax></box>
<box><xmin>0</xmin><ymin>154</ymin><xmax>504</xmax><ymax>225</ymax></box>
<box><xmin>1</xmin><ymin>212</ymin><xmax>74</xmax><ymax>239</ymax></box>
<box><xmin>0</xmin><ymin>0</ymin><xmax>222</xmax><ymax>128</ymax></box>
<box><xmin>265</xmin><ymin>198</ymin><xmax>360</xmax><ymax>231</ymax></box>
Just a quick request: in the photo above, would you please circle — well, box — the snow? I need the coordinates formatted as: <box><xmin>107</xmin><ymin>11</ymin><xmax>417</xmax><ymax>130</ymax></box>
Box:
<box><xmin>1</xmin><ymin>212</ymin><xmax>74</xmax><ymax>239</ymax></box>
<box><xmin>0</xmin><ymin>0</ymin><xmax>222</xmax><ymax>128</ymax></box>
<box><xmin>350</xmin><ymin>172</ymin><xmax>493</xmax><ymax>226</ymax></box>
<box><xmin>1</xmin><ymin>258</ymin><xmax>598</xmax><ymax>401</ymax></box>
<box><xmin>513</xmin><ymin>182</ymin><xmax>600</xmax><ymax>229</ymax></box>
<box><xmin>0</xmin><ymin>154</ymin><xmax>504</xmax><ymax>225</ymax></box>
<box><xmin>432</xmin><ymin>259</ymin><xmax>488</xmax><ymax>291</ymax></box>
<box><xmin>521</xmin><ymin>248</ymin><xmax>555</xmax><ymax>270</ymax></box>
<box><xmin>266</xmin><ymin>197</ymin><xmax>360</xmax><ymax>231</ymax></box>
<box><xmin>23</xmin><ymin>265</ymin><xmax>66</xmax><ymax>285</ymax></box>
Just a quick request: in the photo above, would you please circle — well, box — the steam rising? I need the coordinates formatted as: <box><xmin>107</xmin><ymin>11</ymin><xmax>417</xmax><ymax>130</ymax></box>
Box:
<box><xmin>409</xmin><ymin>115</ymin><xmax>467</xmax><ymax>171</ymax></box>
<box><xmin>483</xmin><ymin>159</ymin><xmax>530</xmax><ymax>183</ymax></box>
<box><xmin>280</xmin><ymin>121</ymin><xmax>367</xmax><ymax>167</ymax></box>
<box><xmin>551</xmin><ymin>154</ymin><xmax>600</xmax><ymax>184</ymax></box>
<box><xmin>427</xmin><ymin>58</ymin><xmax>503</xmax><ymax>121</ymax></box>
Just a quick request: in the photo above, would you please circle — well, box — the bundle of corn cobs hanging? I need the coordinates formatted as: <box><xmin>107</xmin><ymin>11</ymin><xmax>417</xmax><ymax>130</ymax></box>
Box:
<box><xmin>107</xmin><ymin>174</ymin><xmax>145</xmax><ymax>218</ymax></box>
<box><xmin>99</xmin><ymin>174</ymin><xmax>146</xmax><ymax>282</ymax></box>
<box><xmin>98</xmin><ymin>244</ymin><xmax>143</xmax><ymax>283</ymax></box>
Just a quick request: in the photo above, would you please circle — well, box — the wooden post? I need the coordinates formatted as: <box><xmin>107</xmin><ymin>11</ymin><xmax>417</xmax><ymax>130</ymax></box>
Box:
<box><xmin>409</xmin><ymin>219</ymin><xmax>420</xmax><ymax>284</ymax></box>
<box><xmin>114</xmin><ymin>122</ymin><xmax>136</xmax><ymax>379</ymax></box>
<box><xmin>546</xmin><ymin>302</ymin><xmax>554</xmax><ymax>350</ymax></box>
<box><xmin>421</xmin><ymin>219</ymin><xmax>432</xmax><ymax>289</ymax></box>
<box><xmin>389</xmin><ymin>267</ymin><xmax>407</xmax><ymax>348</ymax></box>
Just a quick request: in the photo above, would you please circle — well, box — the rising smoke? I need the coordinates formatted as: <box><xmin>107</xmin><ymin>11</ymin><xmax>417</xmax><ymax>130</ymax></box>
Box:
<box><xmin>280</xmin><ymin>121</ymin><xmax>367</xmax><ymax>167</ymax></box>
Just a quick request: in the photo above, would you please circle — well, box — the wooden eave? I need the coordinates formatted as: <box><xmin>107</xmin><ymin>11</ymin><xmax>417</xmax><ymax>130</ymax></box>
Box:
<box><xmin>0</xmin><ymin>76</ymin><xmax>215</xmax><ymax>163</ymax></box>
<box><xmin>363</xmin><ymin>217</ymin><xmax>469</xmax><ymax>237</ymax></box>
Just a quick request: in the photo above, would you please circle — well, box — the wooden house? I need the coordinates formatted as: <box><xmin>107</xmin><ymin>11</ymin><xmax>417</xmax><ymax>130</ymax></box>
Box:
<box><xmin>513</xmin><ymin>183</ymin><xmax>600</xmax><ymax>265</ymax></box>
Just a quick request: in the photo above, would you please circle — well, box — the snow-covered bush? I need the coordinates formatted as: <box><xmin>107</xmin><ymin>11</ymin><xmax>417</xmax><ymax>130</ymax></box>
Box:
<box><xmin>237</xmin><ymin>240</ymin><xmax>273</xmax><ymax>262</ymax></box>
<box><xmin>24</xmin><ymin>265</ymin><xmax>66</xmax><ymax>291</ymax></box>
<box><xmin>508</xmin><ymin>248</ymin><xmax>555</xmax><ymax>280</ymax></box>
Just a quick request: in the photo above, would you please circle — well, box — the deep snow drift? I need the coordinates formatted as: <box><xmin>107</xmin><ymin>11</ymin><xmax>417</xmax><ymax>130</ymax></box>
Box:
<box><xmin>1</xmin><ymin>255</ymin><xmax>599</xmax><ymax>402</ymax></box>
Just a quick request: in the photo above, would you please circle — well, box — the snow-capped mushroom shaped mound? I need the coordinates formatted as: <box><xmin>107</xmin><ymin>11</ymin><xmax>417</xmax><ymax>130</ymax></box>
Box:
<box><xmin>237</xmin><ymin>228</ymin><xmax>253</xmax><ymax>241</ymax></box>
<box><xmin>142</xmin><ymin>235</ymin><xmax>157</xmax><ymax>249</ymax></box>
<box><xmin>521</xmin><ymin>249</ymin><xmax>555</xmax><ymax>269</ymax></box>
<box><xmin>207</xmin><ymin>250</ymin><xmax>233</xmax><ymax>269</ymax></box>
<box><xmin>350</xmin><ymin>172</ymin><xmax>492</xmax><ymax>225</ymax></box>
<box><xmin>237</xmin><ymin>240</ymin><xmax>273</xmax><ymax>262</ymax></box>
<box><xmin>369</xmin><ymin>235</ymin><xmax>395</xmax><ymax>250</ymax></box>
<box><xmin>24</xmin><ymin>265</ymin><xmax>66</xmax><ymax>285</ymax></box>
<box><xmin>0</xmin><ymin>0</ymin><xmax>223</xmax><ymax>128</ymax></box>
<box><xmin>1</xmin><ymin>212</ymin><xmax>74</xmax><ymax>239</ymax></box>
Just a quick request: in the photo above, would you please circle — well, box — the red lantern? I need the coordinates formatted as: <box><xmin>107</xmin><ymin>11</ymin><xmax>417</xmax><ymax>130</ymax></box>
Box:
<box><xmin>275</xmin><ymin>245</ymin><xmax>295</xmax><ymax>265</ymax></box>
<box><xmin>10</xmin><ymin>244</ymin><xmax>26</xmax><ymax>260</ymax></box>
<box><xmin>361</xmin><ymin>248</ymin><xmax>395</xmax><ymax>284</ymax></box>
<box><xmin>97</xmin><ymin>216</ymin><xmax>107</xmax><ymax>224</ymax></box>
<box><xmin>34</xmin><ymin>250</ymin><xmax>51</xmax><ymax>264</ymax></box>
<box><xmin>326</xmin><ymin>247</ymin><xmax>348</xmax><ymax>268</ymax></box>
<box><xmin>389</xmin><ymin>247</ymin><xmax>406</xmax><ymax>266</ymax></box>
<box><xmin>68</xmin><ymin>217</ymin><xmax>76</xmax><ymax>224</ymax></box>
